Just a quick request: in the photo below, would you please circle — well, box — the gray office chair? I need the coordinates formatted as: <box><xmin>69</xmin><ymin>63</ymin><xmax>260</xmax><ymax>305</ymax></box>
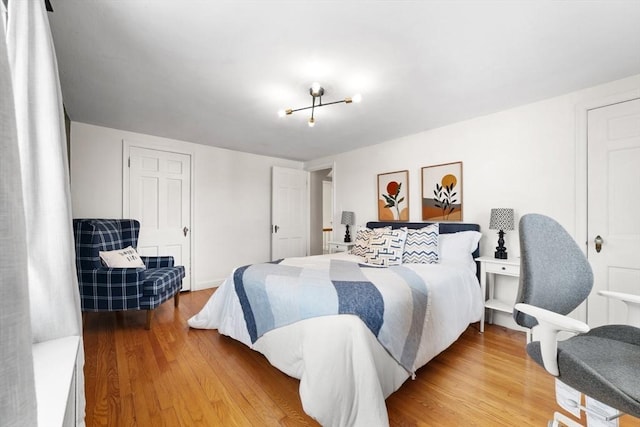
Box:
<box><xmin>513</xmin><ymin>213</ymin><xmax>640</xmax><ymax>426</ymax></box>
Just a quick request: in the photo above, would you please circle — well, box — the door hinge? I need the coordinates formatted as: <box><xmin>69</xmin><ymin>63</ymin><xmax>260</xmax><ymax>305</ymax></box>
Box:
<box><xmin>128</xmin><ymin>157</ymin><xmax>131</xmax><ymax>168</ymax></box>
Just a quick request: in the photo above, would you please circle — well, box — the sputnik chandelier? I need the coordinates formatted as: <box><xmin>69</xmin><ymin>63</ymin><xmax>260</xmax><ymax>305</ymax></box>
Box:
<box><xmin>278</xmin><ymin>82</ymin><xmax>362</xmax><ymax>127</ymax></box>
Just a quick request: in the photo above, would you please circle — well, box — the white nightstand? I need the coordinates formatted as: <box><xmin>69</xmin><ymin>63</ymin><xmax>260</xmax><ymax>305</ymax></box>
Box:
<box><xmin>476</xmin><ymin>256</ymin><xmax>521</xmax><ymax>334</ymax></box>
<box><xmin>328</xmin><ymin>241</ymin><xmax>355</xmax><ymax>254</ymax></box>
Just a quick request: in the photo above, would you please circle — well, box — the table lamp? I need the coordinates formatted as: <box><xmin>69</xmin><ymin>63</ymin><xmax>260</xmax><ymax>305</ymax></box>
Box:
<box><xmin>341</xmin><ymin>211</ymin><xmax>355</xmax><ymax>243</ymax></box>
<box><xmin>489</xmin><ymin>208</ymin><xmax>515</xmax><ymax>259</ymax></box>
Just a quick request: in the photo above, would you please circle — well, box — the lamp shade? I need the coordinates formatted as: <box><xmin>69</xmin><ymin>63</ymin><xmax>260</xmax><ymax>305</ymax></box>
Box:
<box><xmin>489</xmin><ymin>208</ymin><xmax>515</xmax><ymax>231</ymax></box>
<box><xmin>340</xmin><ymin>211</ymin><xmax>355</xmax><ymax>226</ymax></box>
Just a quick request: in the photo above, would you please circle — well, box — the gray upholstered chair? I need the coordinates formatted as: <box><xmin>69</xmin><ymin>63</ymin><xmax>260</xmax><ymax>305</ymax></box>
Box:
<box><xmin>513</xmin><ymin>213</ymin><xmax>640</xmax><ymax>426</ymax></box>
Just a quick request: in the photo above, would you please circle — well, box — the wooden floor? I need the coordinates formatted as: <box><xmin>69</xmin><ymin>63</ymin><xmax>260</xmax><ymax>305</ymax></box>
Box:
<box><xmin>82</xmin><ymin>289</ymin><xmax>640</xmax><ymax>427</ymax></box>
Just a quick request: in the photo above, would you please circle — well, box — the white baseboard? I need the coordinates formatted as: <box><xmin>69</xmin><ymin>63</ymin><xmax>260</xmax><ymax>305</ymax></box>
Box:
<box><xmin>194</xmin><ymin>279</ymin><xmax>225</xmax><ymax>291</ymax></box>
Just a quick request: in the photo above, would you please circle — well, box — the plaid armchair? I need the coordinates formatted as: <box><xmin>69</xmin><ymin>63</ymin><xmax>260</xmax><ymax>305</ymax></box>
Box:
<box><xmin>73</xmin><ymin>219</ymin><xmax>184</xmax><ymax>329</ymax></box>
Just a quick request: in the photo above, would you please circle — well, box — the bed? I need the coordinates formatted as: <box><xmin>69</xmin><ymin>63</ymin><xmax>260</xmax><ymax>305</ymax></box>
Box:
<box><xmin>188</xmin><ymin>221</ymin><xmax>484</xmax><ymax>426</ymax></box>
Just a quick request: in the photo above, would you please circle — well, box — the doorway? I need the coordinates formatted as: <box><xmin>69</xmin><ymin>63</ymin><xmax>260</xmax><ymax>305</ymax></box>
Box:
<box><xmin>309</xmin><ymin>167</ymin><xmax>334</xmax><ymax>255</ymax></box>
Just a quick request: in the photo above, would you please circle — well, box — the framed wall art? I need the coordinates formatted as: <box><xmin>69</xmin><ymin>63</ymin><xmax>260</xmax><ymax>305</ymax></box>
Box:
<box><xmin>377</xmin><ymin>170</ymin><xmax>409</xmax><ymax>221</ymax></box>
<box><xmin>421</xmin><ymin>161</ymin><xmax>463</xmax><ymax>221</ymax></box>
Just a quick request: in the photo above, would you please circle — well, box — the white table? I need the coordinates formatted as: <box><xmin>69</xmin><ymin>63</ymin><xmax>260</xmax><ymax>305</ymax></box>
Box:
<box><xmin>476</xmin><ymin>256</ymin><xmax>521</xmax><ymax>333</ymax></box>
<box><xmin>328</xmin><ymin>241</ymin><xmax>355</xmax><ymax>253</ymax></box>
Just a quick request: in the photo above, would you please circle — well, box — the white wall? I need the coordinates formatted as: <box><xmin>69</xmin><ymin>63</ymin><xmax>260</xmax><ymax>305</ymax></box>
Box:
<box><xmin>69</xmin><ymin>74</ymin><xmax>640</xmax><ymax>316</ymax></box>
<box><xmin>306</xmin><ymin>73</ymin><xmax>640</xmax><ymax>329</ymax></box>
<box><xmin>70</xmin><ymin>122</ymin><xmax>302</xmax><ymax>290</ymax></box>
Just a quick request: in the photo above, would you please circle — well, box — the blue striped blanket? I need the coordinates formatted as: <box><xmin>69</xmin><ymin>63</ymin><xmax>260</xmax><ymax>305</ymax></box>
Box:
<box><xmin>234</xmin><ymin>257</ymin><xmax>430</xmax><ymax>373</ymax></box>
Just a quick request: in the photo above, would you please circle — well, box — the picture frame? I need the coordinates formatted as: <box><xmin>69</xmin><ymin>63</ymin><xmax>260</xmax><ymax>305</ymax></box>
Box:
<box><xmin>377</xmin><ymin>170</ymin><xmax>409</xmax><ymax>221</ymax></box>
<box><xmin>421</xmin><ymin>161</ymin><xmax>463</xmax><ymax>221</ymax></box>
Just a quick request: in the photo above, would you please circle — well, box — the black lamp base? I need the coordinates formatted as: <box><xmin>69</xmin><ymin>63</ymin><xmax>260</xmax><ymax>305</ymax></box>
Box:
<box><xmin>344</xmin><ymin>225</ymin><xmax>352</xmax><ymax>243</ymax></box>
<box><xmin>494</xmin><ymin>230</ymin><xmax>508</xmax><ymax>259</ymax></box>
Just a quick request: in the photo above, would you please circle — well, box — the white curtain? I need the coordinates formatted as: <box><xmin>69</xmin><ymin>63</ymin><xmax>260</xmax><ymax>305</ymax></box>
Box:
<box><xmin>0</xmin><ymin>2</ymin><xmax>37</xmax><ymax>425</ymax></box>
<box><xmin>2</xmin><ymin>0</ymin><xmax>85</xmax><ymax>425</ymax></box>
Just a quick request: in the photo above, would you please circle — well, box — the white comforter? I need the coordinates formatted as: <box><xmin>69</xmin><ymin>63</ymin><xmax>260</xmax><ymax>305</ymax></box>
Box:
<box><xmin>188</xmin><ymin>252</ymin><xmax>483</xmax><ymax>427</ymax></box>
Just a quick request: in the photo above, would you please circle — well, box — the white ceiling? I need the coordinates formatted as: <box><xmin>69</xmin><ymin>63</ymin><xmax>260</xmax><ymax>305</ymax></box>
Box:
<box><xmin>48</xmin><ymin>1</ymin><xmax>640</xmax><ymax>161</ymax></box>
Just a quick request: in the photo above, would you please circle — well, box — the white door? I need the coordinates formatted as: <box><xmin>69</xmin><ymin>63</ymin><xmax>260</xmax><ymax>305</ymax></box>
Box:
<box><xmin>587</xmin><ymin>98</ymin><xmax>640</xmax><ymax>327</ymax></box>
<box><xmin>271</xmin><ymin>166</ymin><xmax>308</xmax><ymax>260</ymax></box>
<box><xmin>126</xmin><ymin>145</ymin><xmax>192</xmax><ymax>291</ymax></box>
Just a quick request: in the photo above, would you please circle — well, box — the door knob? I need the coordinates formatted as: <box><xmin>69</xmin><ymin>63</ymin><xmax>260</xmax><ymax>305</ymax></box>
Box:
<box><xmin>183</xmin><ymin>226</ymin><xmax>189</xmax><ymax>237</ymax></box>
<box><xmin>274</xmin><ymin>225</ymin><xmax>280</xmax><ymax>233</ymax></box>
<box><xmin>594</xmin><ymin>235</ymin><xmax>603</xmax><ymax>253</ymax></box>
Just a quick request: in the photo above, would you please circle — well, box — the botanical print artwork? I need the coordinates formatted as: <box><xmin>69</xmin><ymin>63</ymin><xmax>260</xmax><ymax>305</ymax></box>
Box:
<box><xmin>383</xmin><ymin>181</ymin><xmax>403</xmax><ymax>219</ymax></box>
<box><xmin>377</xmin><ymin>170</ymin><xmax>409</xmax><ymax>221</ymax></box>
<box><xmin>421</xmin><ymin>162</ymin><xmax>463</xmax><ymax>221</ymax></box>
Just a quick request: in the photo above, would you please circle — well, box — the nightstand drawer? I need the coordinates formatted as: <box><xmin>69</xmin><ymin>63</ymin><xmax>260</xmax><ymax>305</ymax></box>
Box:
<box><xmin>328</xmin><ymin>241</ymin><xmax>354</xmax><ymax>253</ymax></box>
<box><xmin>329</xmin><ymin>243</ymin><xmax>344</xmax><ymax>252</ymax></box>
<box><xmin>485</xmin><ymin>262</ymin><xmax>519</xmax><ymax>276</ymax></box>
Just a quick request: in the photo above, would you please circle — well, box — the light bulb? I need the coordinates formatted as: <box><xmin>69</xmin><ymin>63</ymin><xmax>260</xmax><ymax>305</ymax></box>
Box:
<box><xmin>311</xmin><ymin>82</ymin><xmax>321</xmax><ymax>96</ymax></box>
<box><xmin>352</xmin><ymin>93</ymin><xmax>362</xmax><ymax>103</ymax></box>
<box><xmin>308</xmin><ymin>117</ymin><xmax>315</xmax><ymax>127</ymax></box>
<box><xmin>277</xmin><ymin>110</ymin><xmax>286</xmax><ymax>118</ymax></box>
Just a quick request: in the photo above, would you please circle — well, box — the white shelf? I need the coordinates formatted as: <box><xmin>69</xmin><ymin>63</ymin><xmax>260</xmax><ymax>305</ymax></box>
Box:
<box><xmin>33</xmin><ymin>335</ymin><xmax>80</xmax><ymax>427</ymax></box>
<box><xmin>477</xmin><ymin>256</ymin><xmax>524</xmax><ymax>335</ymax></box>
<box><xmin>484</xmin><ymin>298</ymin><xmax>512</xmax><ymax>313</ymax></box>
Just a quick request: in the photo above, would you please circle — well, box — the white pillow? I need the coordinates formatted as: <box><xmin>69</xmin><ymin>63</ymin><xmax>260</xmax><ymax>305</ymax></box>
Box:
<box><xmin>439</xmin><ymin>231</ymin><xmax>482</xmax><ymax>273</ymax></box>
<box><xmin>99</xmin><ymin>246</ymin><xmax>146</xmax><ymax>269</ymax></box>
<box><xmin>364</xmin><ymin>227</ymin><xmax>407</xmax><ymax>267</ymax></box>
<box><xmin>350</xmin><ymin>226</ymin><xmax>391</xmax><ymax>257</ymax></box>
<box><xmin>402</xmin><ymin>224</ymin><xmax>439</xmax><ymax>264</ymax></box>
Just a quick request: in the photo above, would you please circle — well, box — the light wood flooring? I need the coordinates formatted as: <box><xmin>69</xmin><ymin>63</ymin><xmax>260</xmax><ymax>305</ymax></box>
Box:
<box><xmin>82</xmin><ymin>289</ymin><xmax>640</xmax><ymax>426</ymax></box>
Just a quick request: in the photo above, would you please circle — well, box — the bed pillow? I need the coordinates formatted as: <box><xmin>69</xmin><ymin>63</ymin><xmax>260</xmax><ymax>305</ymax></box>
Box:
<box><xmin>439</xmin><ymin>231</ymin><xmax>482</xmax><ymax>273</ymax></box>
<box><xmin>351</xmin><ymin>228</ymin><xmax>374</xmax><ymax>257</ymax></box>
<box><xmin>350</xmin><ymin>226</ymin><xmax>391</xmax><ymax>257</ymax></box>
<box><xmin>364</xmin><ymin>227</ymin><xmax>407</xmax><ymax>267</ymax></box>
<box><xmin>402</xmin><ymin>223</ymin><xmax>439</xmax><ymax>264</ymax></box>
<box><xmin>99</xmin><ymin>246</ymin><xmax>146</xmax><ymax>269</ymax></box>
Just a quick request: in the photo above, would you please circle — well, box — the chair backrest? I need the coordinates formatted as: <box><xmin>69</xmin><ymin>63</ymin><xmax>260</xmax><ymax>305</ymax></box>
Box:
<box><xmin>513</xmin><ymin>214</ymin><xmax>593</xmax><ymax>328</ymax></box>
<box><xmin>73</xmin><ymin>219</ymin><xmax>140</xmax><ymax>270</ymax></box>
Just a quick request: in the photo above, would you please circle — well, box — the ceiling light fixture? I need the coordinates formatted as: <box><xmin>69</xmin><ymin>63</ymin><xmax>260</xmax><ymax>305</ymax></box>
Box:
<box><xmin>278</xmin><ymin>82</ymin><xmax>361</xmax><ymax>128</ymax></box>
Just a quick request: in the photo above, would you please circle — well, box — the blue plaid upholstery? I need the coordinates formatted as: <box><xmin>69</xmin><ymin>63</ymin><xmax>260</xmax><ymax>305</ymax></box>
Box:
<box><xmin>141</xmin><ymin>256</ymin><xmax>174</xmax><ymax>269</ymax></box>
<box><xmin>73</xmin><ymin>219</ymin><xmax>184</xmax><ymax>313</ymax></box>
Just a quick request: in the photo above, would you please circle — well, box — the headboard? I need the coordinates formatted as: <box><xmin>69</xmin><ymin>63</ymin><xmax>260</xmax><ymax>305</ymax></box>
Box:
<box><xmin>365</xmin><ymin>221</ymin><xmax>482</xmax><ymax>279</ymax></box>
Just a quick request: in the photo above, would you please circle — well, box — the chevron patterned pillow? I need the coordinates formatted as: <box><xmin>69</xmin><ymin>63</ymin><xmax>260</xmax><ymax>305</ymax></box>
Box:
<box><xmin>351</xmin><ymin>228</ymin><xmax>372</xmax><ymax>257</ymax></box>
<box><xmin>364</xmin><ymin>227</ymin><xmax>407</xmax><ymax>266</ymax></box>
<box><xmin>403</xmin><ymin>224</ymin><xmax>439</xmax><ymax>264</ymax></box>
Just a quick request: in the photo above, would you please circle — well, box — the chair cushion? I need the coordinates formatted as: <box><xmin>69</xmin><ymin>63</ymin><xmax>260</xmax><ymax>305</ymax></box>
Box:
<box><xmin>527</xmin><ymin>325</ymin><xmax>640</xmax><ymax>417</ymax></box>
<box><xmin>515</xmin><ymin>214</ymin><xmax>593</xmax><ymax>329</ymax></box>
<box><xmin>74</xmin><ymin>219</ymin><xmax>141</xmax><ymax>270</ymax></box>
<box><xmin>142</xmin><ymin>266</ymin><xmax>185</xmax><ymax>296</ymax></box>
<box><xmin>91</xmin><ymin>220</ymin><xmax>126</xmax><ymax>251</ymax></box>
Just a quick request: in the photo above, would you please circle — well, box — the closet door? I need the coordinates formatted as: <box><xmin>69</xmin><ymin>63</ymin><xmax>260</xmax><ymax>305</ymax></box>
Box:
<box><xmin>126</xmin><ymin>145</ymin><xmax>192</xmax><ymax>291</ymax></box>
<box><xmin>587</xmin><ymin>98</ymin><xmax>640</xmax><ymax>326</ymax></box>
